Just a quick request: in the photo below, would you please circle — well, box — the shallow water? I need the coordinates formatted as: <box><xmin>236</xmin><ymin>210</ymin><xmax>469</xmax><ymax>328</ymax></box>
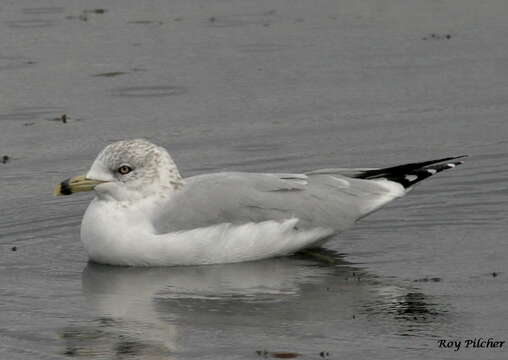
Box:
<box><xmin>1</xmin><ymin>0</ymin><xmax>507</xmax><ymax>359</ymax></box>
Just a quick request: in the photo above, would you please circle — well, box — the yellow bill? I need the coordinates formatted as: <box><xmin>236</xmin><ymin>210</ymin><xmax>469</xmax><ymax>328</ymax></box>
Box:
<box><xmin>53</xmin><ymin>175</ymin><xmax>106</xmax><ymax>196</ymax></box>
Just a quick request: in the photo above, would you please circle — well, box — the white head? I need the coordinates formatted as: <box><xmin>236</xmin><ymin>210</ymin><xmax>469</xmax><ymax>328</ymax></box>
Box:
<box><xmin>55</xmin><ymin>139</ymin><xmax>183</xmax><ymax>201</ymax></box>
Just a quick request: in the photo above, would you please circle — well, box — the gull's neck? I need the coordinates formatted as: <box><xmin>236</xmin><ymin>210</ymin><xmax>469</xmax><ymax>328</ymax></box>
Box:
<box><xmin>155</xmin><ymin>148</ymin><xmax>183</xmax><ymax>190</ymax></box>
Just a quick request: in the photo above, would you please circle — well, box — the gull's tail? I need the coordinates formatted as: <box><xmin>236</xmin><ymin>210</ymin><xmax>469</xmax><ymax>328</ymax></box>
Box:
<box><xmin>353</xmin><ymin>155</ymin><xmax>467</xmax><ymax>188</ymax></box>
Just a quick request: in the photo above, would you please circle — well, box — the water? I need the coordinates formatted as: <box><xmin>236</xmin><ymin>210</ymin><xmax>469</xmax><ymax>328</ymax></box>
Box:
<box><xmin>1</xmin><ymin>0</ymin><xmax>507</xmax><ymax>359</ymax></box>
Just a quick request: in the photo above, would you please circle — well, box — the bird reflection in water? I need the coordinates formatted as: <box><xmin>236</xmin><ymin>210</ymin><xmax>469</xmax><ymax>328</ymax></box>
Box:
<box><xmin>59</xmin><ymin>250</ymin><xmax>448</xmax><ymax>357</ymax></box>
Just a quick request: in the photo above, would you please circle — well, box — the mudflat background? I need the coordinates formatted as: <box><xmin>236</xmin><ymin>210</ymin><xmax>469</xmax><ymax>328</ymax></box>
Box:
<box><xmin>1</xmin><ymin>1</ymin><xmax>507</xmax><ymax>359</ymax></box>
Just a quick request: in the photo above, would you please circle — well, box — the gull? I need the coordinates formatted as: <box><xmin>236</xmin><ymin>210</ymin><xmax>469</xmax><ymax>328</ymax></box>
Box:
<box><xmin>54</xmin><ymin>139</ymin><xmax>465</xmax><ymax>266</ymax></box>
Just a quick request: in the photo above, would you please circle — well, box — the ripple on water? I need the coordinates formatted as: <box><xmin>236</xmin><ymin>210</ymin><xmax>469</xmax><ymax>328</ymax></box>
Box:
<box><xmin>236</xmin><ymin>43</ymin><xmax>289</xmax><ymax>54</ymax></box>
<box><xmin>0</xmin><ymin>56</ymin><xmax>37</xmax><ymax>71</ymax></box>
<box><xmin>92</xmin><ymin>71</ymin><xmax>128</xmax><ymax>78</ymax></box>
<box><xmin>361</xmin><ymin>290</ymin><xmax>449</xmax><ymax>337</ymax></box>
<box><xmin>0</xmin><ymin>106</ymin><xmax>64</xmax><ymax>122</ymax></box>
<box><xmin>111</xmin><ymin>85</ymin><xmax>187</xmax><ymax>98</ymax></box>
<box><xmin>60</xmin><ymin>321</ymin><xmax>173</xmax><ymax>359</ymax></box>
<box><xmin>6</xmin><ymin>19</ymin><xmax>57</xmax><ymax>28</ymax></box>
<box><xmin>21</xmin><ymin>7</ymin><xmax>64</xmax><ymax>15</ymax></box>
<box><xmin>231</xmin><ymin>142</ymin><xmax>284</xmax><ymax>153</ymax></box>
<box><xmin>206</xmin><ymin>10</ymin><xmax>280</xmax><ymax>28</ymax></box>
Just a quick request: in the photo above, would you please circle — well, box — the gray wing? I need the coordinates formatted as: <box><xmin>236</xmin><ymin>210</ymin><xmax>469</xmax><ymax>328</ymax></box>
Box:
<box><xmin>153</xmin><ymin>171</ymin><xmax>399</xmax><ymax>233</ymax></box>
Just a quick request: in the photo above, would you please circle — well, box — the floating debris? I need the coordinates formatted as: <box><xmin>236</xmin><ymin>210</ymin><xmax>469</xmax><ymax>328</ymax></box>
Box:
<box><xmin>271</xmin><ymin>353</ymin><xmax>300</xmax><ymax>359</ymax></box>
<box><xmin>2</xmin><ymin>155</ymin><xmax>9</xmax><ymax>164</ymax></box>
<box><xmin>84</xmin><ymin>9</ymin><xmax>107</xmax><ymax>14</ymax></box>
<box><xmin>423</xmin><ymin>33</ymin><xmax>452</xmax><ymax>40</ymax></box>
<box><xmin>256</xmin><ymin>350</ymin><xmax>300</xmax><ymax>359</ymax></box>
<box><xmin>11</xmin><ymin>246</ymin><xmax>17</xmax><ymax>251</ymax></box>
<box><xmin>47</xmin><ymin>114</ymin><xmax>68</xmax><ymax>123</ymax></box>
<box><xmin>67</xmin><ymin>9</ymin><xmax>107</xmax><ymax>22</ymax></box>
<box><xmin>492</xmin><ymin>272</ymin><xmax>498</xmax><ymax>277</ymax></box>
<box><xmin>319</xmin><ymin>351</ymin><xmax>330</xmax><ymax>358</ymax></box>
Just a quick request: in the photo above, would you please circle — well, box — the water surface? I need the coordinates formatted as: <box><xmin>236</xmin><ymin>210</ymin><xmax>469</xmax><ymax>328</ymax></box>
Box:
<box><xmin>1</xmin><ymin>0</ymin><xmax>507</xmax><ymax>359</ymax></box>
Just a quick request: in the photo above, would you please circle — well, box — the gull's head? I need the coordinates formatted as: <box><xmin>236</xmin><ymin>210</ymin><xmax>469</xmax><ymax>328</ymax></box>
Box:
<box><xmin>54</xmin><ymin>139</ymin><xmax>183</xmax><ymax>201</ymax></box>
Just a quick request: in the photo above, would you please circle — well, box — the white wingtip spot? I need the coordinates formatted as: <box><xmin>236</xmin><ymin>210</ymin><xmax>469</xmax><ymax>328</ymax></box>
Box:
<box><xmin>405</xmin><ymin>175</ymin><xmax>418</xmax><ymax>182</ymax></box>
<box><xmin>427</xmin><ymin>169</ymin><xmax>437</xmax><ymax>175</ymax></box>
<box><xmin>447</xmin><ymin>163</ymin><xmax>456</xmax><ymax>168</ymax></box>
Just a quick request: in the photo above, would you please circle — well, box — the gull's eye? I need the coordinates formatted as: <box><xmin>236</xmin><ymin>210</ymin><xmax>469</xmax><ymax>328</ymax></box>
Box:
<box><xmin>118</xmin><ymin>165</ymin><xmax>133</xmax><ymax>175</ymax></box>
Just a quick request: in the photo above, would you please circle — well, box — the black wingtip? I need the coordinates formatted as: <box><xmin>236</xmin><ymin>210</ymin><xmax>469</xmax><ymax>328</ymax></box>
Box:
<box><xmin>355</xmin><ymin>155</ymin><xmax>467</xmax><ymax>188</ymax></box>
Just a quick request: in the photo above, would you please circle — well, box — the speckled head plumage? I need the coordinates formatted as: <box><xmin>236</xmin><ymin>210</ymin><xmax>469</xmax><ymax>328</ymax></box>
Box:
<box><xmin>86</xmin><ymin>139</ymin><xmax>183</xmax><ymax>200</ymax></box>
